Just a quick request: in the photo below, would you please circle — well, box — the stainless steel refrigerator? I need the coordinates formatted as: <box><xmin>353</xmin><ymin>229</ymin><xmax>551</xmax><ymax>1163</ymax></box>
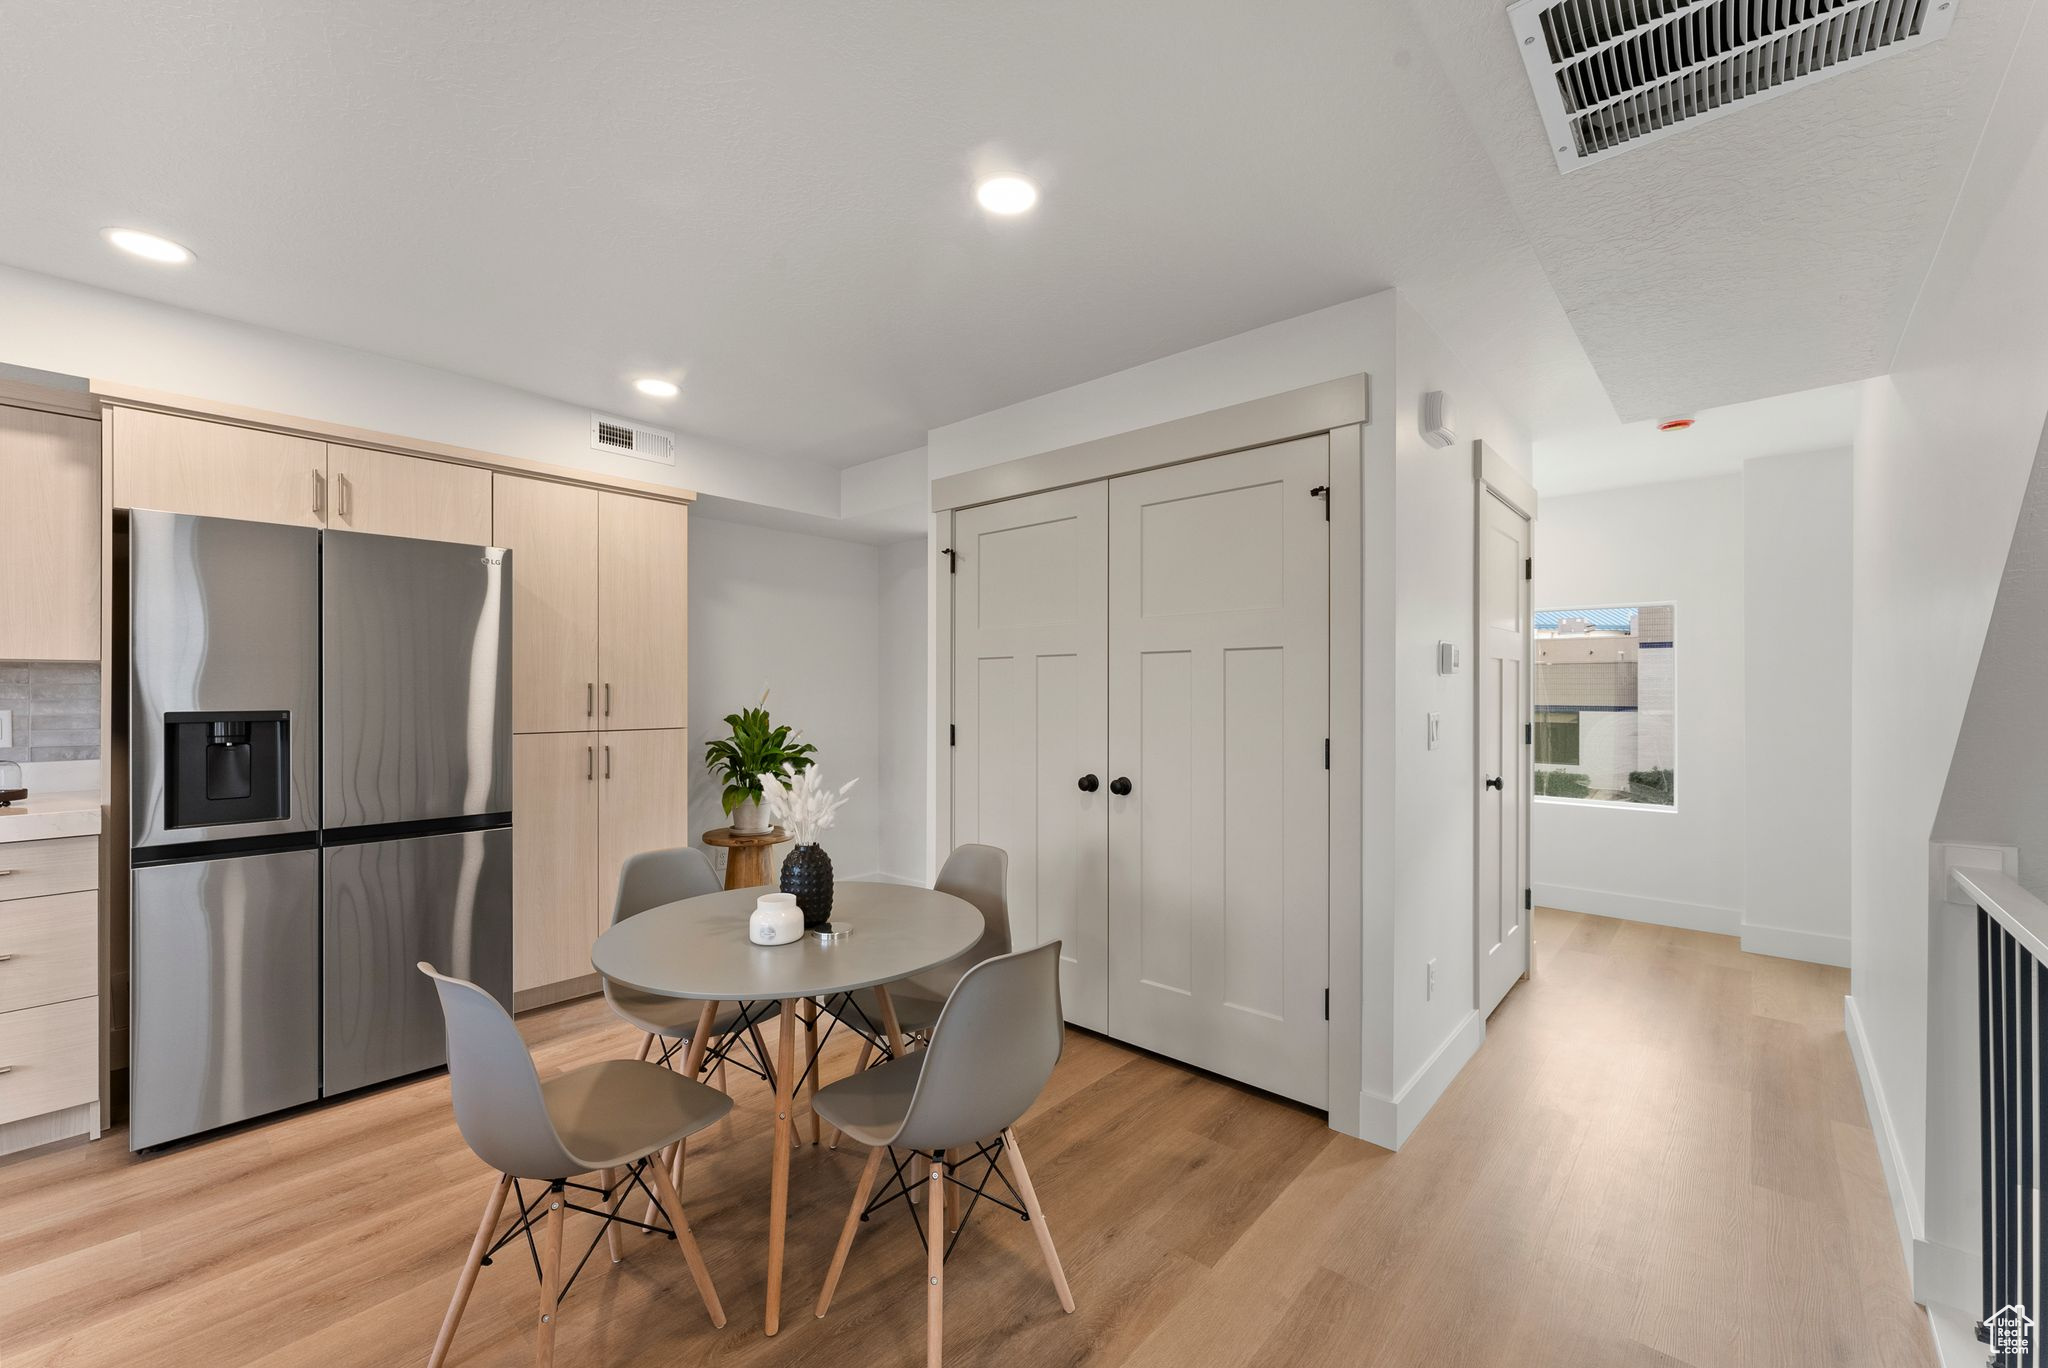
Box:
<box><xmin>127</xmin><ymin>510</ymin><xmax>512</xmax><ymax>1149</ymax></box>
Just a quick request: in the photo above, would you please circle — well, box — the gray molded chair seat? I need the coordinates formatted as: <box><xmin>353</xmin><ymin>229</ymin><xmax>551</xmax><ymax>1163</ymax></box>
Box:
<box><xmin>828</xmin><ymin>844</ymin><xmax>1009</xmax><ymax>1049</ymax></box>
<box><xmin>813</xmin><ymin>942</ymin><xmax>1074</xmax><ymax>1366</ymax></box>
<box><xmin>605</xmin><ymin>985</ymin><xmax>753</xmax><ymax>1043</ymax></box>
<box><xmin>420</xmin><ymin>963</ymin><xmax>730</xmax><ymax>1368</ymax></box>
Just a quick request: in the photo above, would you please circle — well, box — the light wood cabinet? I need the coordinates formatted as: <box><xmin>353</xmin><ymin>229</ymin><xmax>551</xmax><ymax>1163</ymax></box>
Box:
<box><xmin>111</xmin><ymin>408</ymin><xmax>326</xmax><ymax>526</ymax></box>
<box><xmin>0</xmin><ymin>891</ymin><xmax>98</xmax><ymax>1015</ymax></box>
<box><xmin>0</xmin><ymin>997</ymin><xmax>97</xmax><ymax>1127</ymax></box>
<box><xmin>0</xmin><ymin>405</ymin><xmax>99</xmax><ymax>661</ymax></box>
<box><xmin>493</xmin><ymin>475</ymin><xmax>601</xmax><ymax>734</ymax></box>
<box><xmin>511</xmin><ymin>732</ymin><xmax>600</xmax><ymax>994</ymax></box>
<box><xmin>598</xmin><ymin>495</ymin><xmax>689</xmax><ymax>731</ymax></box>
<box><xmin>0</xmin><ymin>834</ymin><xmax>99</xmax><ymax>1156</ymax></box>
<box><xmin>327</xmin><ymin>445</ymin><xmax>492</xmax><ymax>544</ymax></box>
<box><xmin>598</xmin><ymin>728</ymin><xmax>691</xmax><ymax>929</ymax></box>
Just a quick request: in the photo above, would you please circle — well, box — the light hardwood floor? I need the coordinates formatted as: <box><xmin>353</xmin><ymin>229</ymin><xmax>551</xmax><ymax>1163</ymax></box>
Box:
<box><xmin>0</xmin><ymin>909</ymin><xmax>1934</xmax><ymax>1367</ymax></box>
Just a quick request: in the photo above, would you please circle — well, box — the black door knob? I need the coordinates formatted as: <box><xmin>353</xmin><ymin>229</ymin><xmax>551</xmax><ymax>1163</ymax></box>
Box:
<box><xmin>1077</xmin><ymin>774</ymin><xmax>1099</xmax><ymax>792</ymax></box>
<box><xmin>1109</xmin><ymin>776</ymin><xmax>1133</xmax><ymax>796</ymax></box>
<box><xmin>1485</xmin><ymin>775</ymin><xmax>1504</xmax><ymax>791</ymax></box>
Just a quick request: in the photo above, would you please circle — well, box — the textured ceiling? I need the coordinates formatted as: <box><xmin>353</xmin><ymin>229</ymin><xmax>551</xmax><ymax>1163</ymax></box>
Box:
<box><xmin>0</xmin><ymin>1</ymin><xmax>2019</xmax><ymax>468</ymax></box>
<box><xmin>1407</xmin><ymin>0</ymin><xmax>2031</xmax><ymax>424</ymax></box>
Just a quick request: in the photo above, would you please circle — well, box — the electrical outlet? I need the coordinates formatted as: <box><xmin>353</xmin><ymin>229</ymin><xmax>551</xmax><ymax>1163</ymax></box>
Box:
<box><xmin>1426</xmin><ymin>957</ymin><xmax>1438</xmax><ymax>1000</ymax></box>
<box><xmin>1427</xmin><ymin>713</ymin><xmax>1441</xmax><ymax>750</ymax></box>
<box><xmin>0</xmin><ymin>708</ymin><xmax>11</xmax><ymax>749</ymax></box>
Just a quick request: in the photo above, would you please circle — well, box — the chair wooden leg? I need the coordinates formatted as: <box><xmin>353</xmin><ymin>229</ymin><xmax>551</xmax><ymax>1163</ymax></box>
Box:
<box><xmin>645</xmin><ymin>1001</ymin><xmax>721</xmax><ymax>1227</ymax></box>
<box><xmin>1001</xmin><ymin>1128</ymin><xmax>1074</xmax><ymax>1313</ymax></box>
<box><xmin>827</xmin><ymin>1039</ymin><xmax>874</xmax><ymax>1151</ymax></box>
<box><xmin>801</xmin><ymin>996</ymin><xmax>822</xmax><ymax>1145</ymax></box>
<box><xmin>636</xmin><ymin>1032</ymin><xmax>655</xmax><ymax>1063</ymax></box>
<box><xmin>535</xmin><ymin>1183</ymin><xmax>568</xmax><ymax>1367</ymax></box>
<box><xmin>603</xmin><ymin>1168</ymin><xmax>625</xmax><ymax>1264</ymax></box>
<box><xmin>648</xmin><ymin>1151</ymin><xmax>727</xmax><ymax>1328</ymax></box>
<box><xmin>927</xmin><ymin>1156</ymin><xmax>947</xmax><ymax>1368</ymax></box>
<box><xmin>428</xmin><ymin>1172</ymin><xmax>512</xmax><ymax>1368</ymax></box>
<box><xmin>815</xmin><ymin>1143</ymin><xmax>885</xmax><ymax>1318</ymax></box>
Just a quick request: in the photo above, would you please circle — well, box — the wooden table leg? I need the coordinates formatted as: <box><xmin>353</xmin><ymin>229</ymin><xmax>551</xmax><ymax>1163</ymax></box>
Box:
<box><xmin>646</xmin><ymin>1000</ymin><xmax>721</xmax><ymax>1227</ymax></box>
<box><xmin>801</xmin><ymin>996</ymin><xmax>821</xmax><ymax>1145</ymax></box>
<box><xmin>766</xmin><ymin>997</ymin><xmax>798</xmax><ymax>1335</ymax></box>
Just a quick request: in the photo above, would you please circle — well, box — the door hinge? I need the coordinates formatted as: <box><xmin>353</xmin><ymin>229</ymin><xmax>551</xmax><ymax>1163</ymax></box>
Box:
<box><xmin>949</xmin><ymin>724</ymin><xmax>956</xmax><ymax>747</ymax></box>
<box><xmin>1309</xmin><ymin>485</ymin><xmax>1330</xmax><ymax>521</ymax></box>
<box><xmin>1323</xmin><ymin>737</ymin><xmax>1330</xmax><ymax>770</ymax></box>
<box><xmin>1323</xmin><ymin>987</ymin><xmax>1330</xmax><ymax>1021</ymax></box>
<box><xmin>1524</xmin><ymin>556</ymin><xmax>1533</xmax><ymax>581</ymax></box>
<box><xmin>1524</xmin><ymin>888</ymin><xmax>1532</xmax><ymax>911</ymax></box>
<box><xmin>941</xmin><ymin>547</ymin><xmax>957</xmax><ymax>574</ymax></box>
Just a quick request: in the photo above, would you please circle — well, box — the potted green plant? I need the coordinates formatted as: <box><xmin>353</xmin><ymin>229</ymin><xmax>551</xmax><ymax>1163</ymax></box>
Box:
<box><xmin>704</xmin><ymin>694</ymin><xmax>816</xmax><ymax>834</ymax></box>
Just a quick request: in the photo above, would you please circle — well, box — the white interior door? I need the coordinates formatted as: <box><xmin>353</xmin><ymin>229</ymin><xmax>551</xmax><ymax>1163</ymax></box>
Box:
<box><xmin>950</xmin><ymin>483</ymin><xmax>1110</xmax><ymax>1030</ymax></box>
<box><xmin>1106</xmin><ymin>436</ymin><xmax>1330</xmax><ymax>1106</ymax></box>
<box><xmin>1478</xmin><ymin>489</ymin><xmax>1532</xmax><ymax>1017</ymax></box>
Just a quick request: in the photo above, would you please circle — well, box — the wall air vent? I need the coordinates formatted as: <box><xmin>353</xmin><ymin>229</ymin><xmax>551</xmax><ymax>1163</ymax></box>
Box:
<box><xmin>589</xmin><ymin>414</ymin><xmax>676</xmax><ymax>466</ymax></box>
<box><xmin>1508</xmin><ymin>0</ymin><xmax>1958</xmax><ymax>173</ymax></box>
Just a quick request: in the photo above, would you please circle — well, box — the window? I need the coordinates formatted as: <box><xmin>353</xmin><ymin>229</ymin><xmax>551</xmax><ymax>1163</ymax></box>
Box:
<box><xmin>1532</xmin><ymin>604</ymin><xmax>1675</xmax><ymax>807</ymax></box>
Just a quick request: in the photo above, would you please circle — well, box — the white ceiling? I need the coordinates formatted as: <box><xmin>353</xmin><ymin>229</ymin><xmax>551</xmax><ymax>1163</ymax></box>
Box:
<box><xmin>0</xmin><ymin>1</ymin><xmax>2022</xmax><ymax>470</ymax></box>
<box><xmin>1533</xmin><ymin>382</ymin><xmax>1863</xmax><ymax>496</ymax></box>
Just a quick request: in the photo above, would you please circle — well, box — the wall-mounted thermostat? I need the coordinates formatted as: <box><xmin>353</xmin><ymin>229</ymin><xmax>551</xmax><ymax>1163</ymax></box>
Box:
<box><xmin>1436</xmin><ymin>641</ymin><xmax>1460</xmax><ymax>675</ymax></box>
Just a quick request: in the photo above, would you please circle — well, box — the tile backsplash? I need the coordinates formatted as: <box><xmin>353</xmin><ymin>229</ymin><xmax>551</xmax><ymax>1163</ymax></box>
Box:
<box><xmin>0</xmin><ymin>661</ymin><xmax>102</xmax><ymax>763</ymax></box>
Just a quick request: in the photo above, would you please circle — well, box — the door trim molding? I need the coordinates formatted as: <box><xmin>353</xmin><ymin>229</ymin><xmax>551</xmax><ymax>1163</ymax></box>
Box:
<box><xmin>929</xmin><ymin>374</ymin><xmax>1368</xmax><ymax>513</ymax></box>
<box><xmin>932</xmin><ymin>394</ymin><xmax>1369</xmax><ymax>1139</ymax></box>
<box><xmin>1474</xmin><ymin>439</ymin><xmax>1538</xmax><ymax>520</ymax></box>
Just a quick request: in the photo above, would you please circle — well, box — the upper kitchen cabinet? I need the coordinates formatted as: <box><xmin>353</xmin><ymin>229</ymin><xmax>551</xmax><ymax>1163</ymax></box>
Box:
<box><xmin>598</xmin><ymin>493</ymin><xmax>687</xmax><ymax>731</ymax></box>
<box><xmin>492</xmin><ymin>474</ymin><xmax>600</xmax><ymax>734</ymax></box>
<box><xmin>326</xmin><ymin>444</ymin><xmax>492</xmax><ymax>545</ymax></box>
<box><xmin>0</xmin><ymin>404</ymin><xmax>99</xmax><ymax>661</ymax></box>
<box><xmin>110</xmin><ymin>407</ymin><xmax>326</xmax><ymax>527</ymax></box>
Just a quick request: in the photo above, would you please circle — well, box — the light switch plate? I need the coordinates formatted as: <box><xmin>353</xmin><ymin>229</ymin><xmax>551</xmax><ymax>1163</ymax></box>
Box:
<box><xmin>1427</xmin><ymin>712</ymin><xmax>1441</xmax><ymax>750</ymax></box>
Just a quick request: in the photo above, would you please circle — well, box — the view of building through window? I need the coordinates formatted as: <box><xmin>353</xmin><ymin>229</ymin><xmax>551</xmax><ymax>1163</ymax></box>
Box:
<box><xmin>1532</xmin><ymin>604</ymin><xmax>1675</xmax><ymax>807</ymax></box>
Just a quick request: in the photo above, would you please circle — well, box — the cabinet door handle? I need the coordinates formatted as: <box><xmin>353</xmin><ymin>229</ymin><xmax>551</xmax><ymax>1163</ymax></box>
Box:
<box><xmin>312</xmin><ymin>469</ymin><xmax>326</xmax><ymax>516</ymax></box>
<box><xmin>586</xmin><ymin>746</ymin><xmax>594</xmax><ymax>781</ymax></box>
<box><xmin>604</xmin><ymin>745</ymin><xmax>611</xmax><ymax>779</ymax></box>
<box><xmin>1485</xmin><ymin>775</ymin><xmax>1504</xmax><ymax>791</ymax></box>
<box><xmin>0</xmin><ymin>870</ymin><xmax>15</xmax><ymax>877</ymax></box>
<box><xmin>604</xmin><ymin>683</ymin><xmax>612</xmax><ymax>718</ymax></box>
<box><xmin>338</xmin><ymin>473</ymin><xmax>352</xmax><ymax>520</ymax></box>
<box><xmin>0</xmin><ymin>954</ymin><xmax>13</xmax><ymax>962</ymax></box>
<box><xmin>1109</xmin><ymin>776</ymin><xmax>1133</xmax><ymax>796</ymax></box>
<box><xmin>0</xmin><ymin>1065</ymin><xmax>12</xmax><ymax>1075</ymax></box>
<box><xmin>587</xmin><ymin>683</ymin><xmax>595</xmax><ymax>718</ymax></box>
<box><xmin>1077</xmin><ymin>774</ymin><xmax>1099</xmax><ymax>792</ymax></box>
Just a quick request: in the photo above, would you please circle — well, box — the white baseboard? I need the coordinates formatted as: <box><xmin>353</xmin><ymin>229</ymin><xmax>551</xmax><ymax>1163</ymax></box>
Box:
<box><xmin>1928</xmin><ymin>1304</ymin><xmax>1980</xmax><ymax>1367</ymax></box>
<box><xmin>1845</xmin><ymin>995</ymin><xmax>1925</xmax><ymax>1272</ymax></box>
<box><xmin>1358</xmin><ymin>1010</ymin><xmax>1484</xmax><ymax>1150</ymax></box>
<box><xmin>1739</xmin><ymin>920</ymin><xmax>1851</xmax><ymax>967</ymax></box>
<box><xmin>1914</xmin><ymin>1237</ymin><xmax>1979</xmax><ymax>1323</ymax></box>
<box><xmin>1534</xmin><ymin>882</ymin><xmax>1738</xmax><ymax>937</ymax></box>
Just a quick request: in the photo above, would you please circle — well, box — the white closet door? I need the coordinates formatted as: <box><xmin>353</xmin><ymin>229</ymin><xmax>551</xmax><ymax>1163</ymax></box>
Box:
<box><xmin>1107</xmin><ymin>436</ymin><xmax>1330</xmax><ymax>1105</ymax></box>
<box><xmin>1477</xmin><ymin>489</ymin><xmax>1532</xmax><ymax>1017</ymax></box>
<box><xmin>951</xmin><ymin>483</ymin><xmax>1110</xmax><ymax>1030</ymax></box>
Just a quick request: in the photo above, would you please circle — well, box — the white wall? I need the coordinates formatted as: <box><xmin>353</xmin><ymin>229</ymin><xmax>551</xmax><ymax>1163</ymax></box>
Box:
<box><xmin>0</xmin><ymin>264</ymin><xmax>842</xmax><ymax>517</ymax></box>
<box><xmin>877</xmin><ymin>536</ymin><xmax>930</xmax><ymax>882</ymax></box>
<box><xmin>1743</xmin><ymin>448</ymin><xmax>1853</xmax><ymax>966</ymax></box>
<box><xmin>1533</xmin><ymin>475</ymin><xmax>1748</xmax><ymax>935</ymax></box>
<box><xmin>687</xmin><ymin>516</ymin><xmax>882</xmax><ymax>881</ymax></box>
<box><xmin>1847</xmin><ymin>0</ymin><xmax>2048</xmax><ymax>1283</ymax></box>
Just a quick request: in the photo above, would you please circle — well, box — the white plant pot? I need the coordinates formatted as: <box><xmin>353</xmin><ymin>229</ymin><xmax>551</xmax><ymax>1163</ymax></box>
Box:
<box><xmin>730</xmin><ymin>794</ymin><xmax>770</xmax><ymax>834</ymax></box>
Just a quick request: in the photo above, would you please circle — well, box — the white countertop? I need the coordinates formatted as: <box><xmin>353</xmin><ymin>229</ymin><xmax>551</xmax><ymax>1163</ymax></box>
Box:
<box><xmin>0</xmin><ymin>791</ymin><xmax>103</xmax><ymax>843</ymax></box>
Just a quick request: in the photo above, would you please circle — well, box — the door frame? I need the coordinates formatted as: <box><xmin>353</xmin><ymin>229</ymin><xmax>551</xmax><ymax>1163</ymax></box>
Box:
<box><xmin>1472</xmin><ymin>441</ymin><xmax>1538</xmax><ymax>1010</ymax></box>
<box><xmin>929</xmin><ymin>376</ymin><xmax>1368</xmax><ymax>1136</ymax></box>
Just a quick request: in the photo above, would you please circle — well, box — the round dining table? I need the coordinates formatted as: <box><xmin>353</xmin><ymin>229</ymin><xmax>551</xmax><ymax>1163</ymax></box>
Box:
<box><xmin>590</xmin><ymin>880</ymin><xmax>982</xmax><ymax>1335</ymax></box>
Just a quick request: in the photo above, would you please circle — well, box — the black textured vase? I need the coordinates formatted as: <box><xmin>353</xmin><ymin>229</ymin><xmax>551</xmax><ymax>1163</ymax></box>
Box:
<box><xmin>780</xmin><ymin>842</ymin><xmax>835</xmax><ymax>930</ymax></box>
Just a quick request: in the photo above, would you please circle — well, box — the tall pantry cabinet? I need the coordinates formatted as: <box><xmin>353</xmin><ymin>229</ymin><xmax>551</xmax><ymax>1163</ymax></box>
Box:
<box><xmin>493</xmin><ymin>475</ymin><xmax>689</xmax><ymax>999</ymax></box>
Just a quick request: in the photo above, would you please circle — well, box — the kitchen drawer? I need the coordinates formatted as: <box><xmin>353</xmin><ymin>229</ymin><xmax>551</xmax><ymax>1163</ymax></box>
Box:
<box><xmin>0</xmin><ymin>891</ymin><xmax>97</xmax><ymax>1013</ymax></box>
<box><xmin>0</xmin><ymin>996</ymin><xmax>97</xmax><ymax>1126</ymax></box>
<box><xmin>0</xmin><ymin>836</ymin><xmax>98</xmax><ymax>902</ymax></box>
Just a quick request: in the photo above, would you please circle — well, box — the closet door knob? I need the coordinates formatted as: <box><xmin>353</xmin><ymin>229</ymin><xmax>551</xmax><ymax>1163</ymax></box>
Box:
<box><xmin>1109</xmin><ymin>776</ymin><xmax>1133</xmax><ymax>797</ymax></box>
<box><xmin>1485</xmin><ymin>775</ymin><xmax>1504</xmax><ymax>791</ymax></box>
<box><xmin>1077</xmin><ymin>774</ymin><xmax>1099</xmax><ymax>793</ymax></box>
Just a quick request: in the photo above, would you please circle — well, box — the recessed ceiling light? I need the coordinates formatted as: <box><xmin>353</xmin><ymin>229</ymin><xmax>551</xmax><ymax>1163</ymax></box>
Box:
<box><xmin>103</xmin><ymin>228</ymin><xmax>192</xmax><ymax>264</ymax></box>
<box><xmin>633</xmin><ymin>378</ymin><xmax>679</xmax><ymax>399</ymax></box>
<box><xmin>976</xmin><ymin>176</ymin><xmax>1038</xmax><ymax>216</ymax></box>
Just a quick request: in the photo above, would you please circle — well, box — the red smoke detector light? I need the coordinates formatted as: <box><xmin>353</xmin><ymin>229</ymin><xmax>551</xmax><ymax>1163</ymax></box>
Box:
<box><xmin>1657</xmin><ymin>417</ymin><xmax>1696</xmax><ymax>432</ymax></box>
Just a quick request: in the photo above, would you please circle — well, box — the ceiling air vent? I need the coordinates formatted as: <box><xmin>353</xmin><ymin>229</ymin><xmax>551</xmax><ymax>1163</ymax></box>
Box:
<box><xmin>589</xmin><ymin>414</ymin><xmax>676</xmax><ymax>466</ymax></box>
<box><xmin>1508</xmin><ymin>0</ymin><xmax>1958</xmax><ymax>172</ymax></box>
